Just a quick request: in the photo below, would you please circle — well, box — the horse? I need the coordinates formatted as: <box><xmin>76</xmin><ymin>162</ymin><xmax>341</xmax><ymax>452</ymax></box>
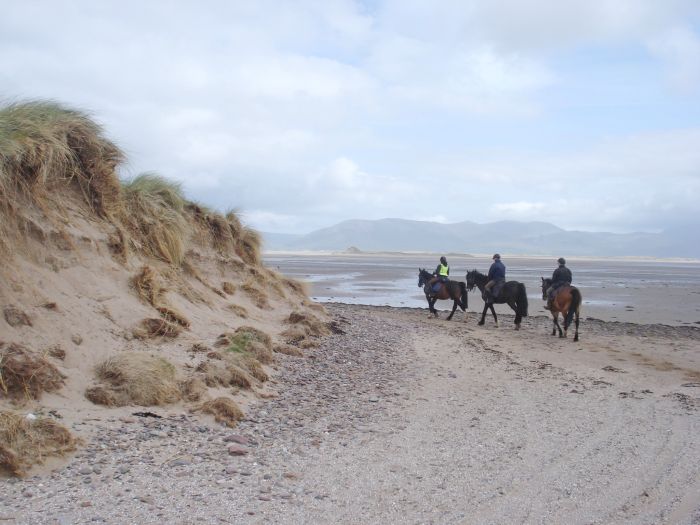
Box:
<box><xmin>541</xmin><ymin>278</ymin><xmax>581</xmax><ymax>341</ymax></box>
<box><xmin>417</xmin><ymin>268</ymin><xmax>468</xmax><ymax>321</ymax></box>
<box><xmin>465</xmin><ymin>270</ymin><xmax>528</xmax><ymax>329</ymax></box>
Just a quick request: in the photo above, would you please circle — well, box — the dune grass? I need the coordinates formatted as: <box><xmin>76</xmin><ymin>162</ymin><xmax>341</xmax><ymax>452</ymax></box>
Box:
<box><xmin>0</xmin><ymin>100</ymin><xmax>124</xmax><ymax>218</ymax></box>
<box><xmin>201</xmin><ymin>397</ymin><xmax>244</xmax><ymax>427</ymax></box>
<box><xmin>86</xmin><ymin>353</ymin><xmax>181</xmax><ymax>407</ymax></box>
<box><xmin>121</xmin><ymin>173</ymin><xmax>188</xmax><ymax>265</ymax></box>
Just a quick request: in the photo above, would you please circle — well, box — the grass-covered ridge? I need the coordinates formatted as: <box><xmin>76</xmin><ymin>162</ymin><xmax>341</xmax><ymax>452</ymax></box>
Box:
<box><xmin>0</xmin><ymin>99</ymin><xmax>263</xmax><ymax>264</ymax></box>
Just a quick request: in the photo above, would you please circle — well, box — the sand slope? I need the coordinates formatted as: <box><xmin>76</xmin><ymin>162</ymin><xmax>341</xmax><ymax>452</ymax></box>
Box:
<box><xmin>2</xmin><ymin>303</ymin><xmax>698</xmax><ymax>523</ymax></box>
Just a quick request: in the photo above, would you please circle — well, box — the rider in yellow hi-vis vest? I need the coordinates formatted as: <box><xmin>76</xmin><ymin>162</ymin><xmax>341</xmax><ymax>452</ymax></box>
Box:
<box><xmin>429</xmin><ymin>256</ymin><xmax>450</xmax><ymax>293</ymax></box>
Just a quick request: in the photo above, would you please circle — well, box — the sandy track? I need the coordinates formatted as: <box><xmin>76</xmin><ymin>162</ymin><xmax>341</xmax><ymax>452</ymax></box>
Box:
<box><xmin>2</xmin><ymin>304</ymin><xmax>699</xmax><ymax>524</ymax></box>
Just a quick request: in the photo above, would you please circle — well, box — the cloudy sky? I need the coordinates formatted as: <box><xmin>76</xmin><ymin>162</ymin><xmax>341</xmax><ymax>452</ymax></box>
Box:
<box><xmin>2</xmin><ymin>1</ymin><xmax>699</xmax><ymax>234</ymax></box>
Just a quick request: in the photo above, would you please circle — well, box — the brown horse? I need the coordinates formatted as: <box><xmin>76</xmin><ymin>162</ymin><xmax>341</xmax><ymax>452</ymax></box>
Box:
<box><xmin>418</xmin><ymin>268</ymin><xmax>468</xmax><ymax>320</ymax></box>
<box><xmin>541</xmin><ymin>278</ymin><xmax>581</xmax><ymax>341</ymax></box>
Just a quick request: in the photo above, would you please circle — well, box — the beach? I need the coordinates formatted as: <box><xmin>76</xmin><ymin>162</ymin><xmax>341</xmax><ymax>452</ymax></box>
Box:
<box><xmin>3</xmin><ymin>302</ymin><xmax>699</xmax><ymax>524</ymax></box>
<box><xmin>265</xmin><ymin>252</ymin><xmax>700</xmax><ymax>326</ymax></box>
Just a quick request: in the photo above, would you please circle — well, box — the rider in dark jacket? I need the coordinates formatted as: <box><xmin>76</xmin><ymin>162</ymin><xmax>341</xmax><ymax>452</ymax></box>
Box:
<box><xmin>484</xmin><ymin>253</ymin><xmax>505</xmax><ymax>301</ymax></box>
<box><xmin>545</xmin><ymin>257</ymin><xmax>572</xmax><ymax>310</ymax></box>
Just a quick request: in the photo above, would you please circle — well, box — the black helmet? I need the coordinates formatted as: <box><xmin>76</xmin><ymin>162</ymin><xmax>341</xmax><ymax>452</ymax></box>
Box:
<box><xmin>493</xmin><ymin>253</ymin><xmax>500</xmax><ymax>260</ymax></box>
<box><xmin>558</xmin><ymin>257</ymin><xmax>566</xmax><ymax>265</ymax></box>
<box><xmin>440</xmin><ymin>256</ymin><xmax>447</xmax><ymax>264</ymax></box>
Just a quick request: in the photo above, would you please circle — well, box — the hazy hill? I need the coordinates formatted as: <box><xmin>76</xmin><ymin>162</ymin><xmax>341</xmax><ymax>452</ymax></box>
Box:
<box><xmin>262</xmin><ymin>218</ymin><xmax>696</xmax><ymax>258</ymax></box>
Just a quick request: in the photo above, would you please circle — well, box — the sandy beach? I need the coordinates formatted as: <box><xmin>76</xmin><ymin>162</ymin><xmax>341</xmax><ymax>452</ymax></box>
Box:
<box><xmin>3</xmin><ymin>303</ymin><xmax>699</xmax><ymax>524</ymax></box>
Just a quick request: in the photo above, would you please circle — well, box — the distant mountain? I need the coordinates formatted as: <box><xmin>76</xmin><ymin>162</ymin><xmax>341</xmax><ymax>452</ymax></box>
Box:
<box><xmin>261</xmin><ymin>218</ymin><xmax>697</xmax><ymax>258</ymax></box>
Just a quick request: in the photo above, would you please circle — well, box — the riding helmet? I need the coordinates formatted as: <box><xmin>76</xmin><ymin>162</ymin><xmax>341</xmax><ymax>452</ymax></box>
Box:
<box><xmin>493</xmin><ymin>253</ymin><xmax>500</xmax><ymax>260</ymax></box>
<box><xmin>440</xmin><ymin>256</ymin><xmax>447</xmax><ymax>264</ymax></box>
<box><xmin>558</xmin><ymin>257</ymin><xmax>566</xmax><ymax>265</ymax></box>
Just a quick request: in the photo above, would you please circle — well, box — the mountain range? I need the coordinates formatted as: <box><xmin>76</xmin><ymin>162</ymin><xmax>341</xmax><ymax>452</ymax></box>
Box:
<box><xmin>262</xmin><ymin>218</ymin><xmax>697</xmax><ymax>258</ymax></box>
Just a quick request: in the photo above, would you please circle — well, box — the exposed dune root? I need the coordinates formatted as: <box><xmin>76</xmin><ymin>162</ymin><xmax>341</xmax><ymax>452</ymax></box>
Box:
<box><xmin>0</xmin><ymin>342</ymin><xmax>65</xmax><ymax>401</ymax></box>
<box><xmin>200</xmin><ymin>397</ymin><xmax>244</xmax><ymax>428</ymax></box>
<box><xmin>85</xmin><ymin>353</ymin><xmax>181</xmax><ymax>407</ymax></box>
<box><xmin>0</xmin><ymin>410</ymin><xmax>77</xmax><ymax>476</ymax></box>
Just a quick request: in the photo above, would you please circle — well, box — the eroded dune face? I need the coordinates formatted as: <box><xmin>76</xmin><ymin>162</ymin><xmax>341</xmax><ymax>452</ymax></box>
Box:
<box><xmin>0</xmin><ymin>101</ymin><xmax>326</xmax><ymax>476</ymax></box>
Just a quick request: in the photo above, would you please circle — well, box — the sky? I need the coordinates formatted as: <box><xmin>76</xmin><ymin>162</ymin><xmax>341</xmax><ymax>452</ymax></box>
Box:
<box><xmin>2</xmin><ymin>1</ymin><xmax>699</xmax><ymax>235</ymax></box>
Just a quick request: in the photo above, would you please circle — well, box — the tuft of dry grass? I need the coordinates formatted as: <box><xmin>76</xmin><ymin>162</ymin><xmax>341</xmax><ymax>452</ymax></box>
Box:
<box><xmin>221</xmin><ymin>281</ymin><xmax>236</xmax><ymax>295</ymax></box>
<box><xmin>285</xmin><ymin>311</ymin><xmax>331</xmax><ymax>337</ymax></box>
<box><xmin>237</xmin><ymin>226</ymin><xmax>262</xmax><ymax>265</ymax></box>
<box><xmin>195</xmin><ymin>361</ymin><xmax>253</xmax><ymax>389</ymax></box>
<box><xmin>233</xmin><ymin>326</ymin><xmax>273</xmax><ymax>349</ymax></box>
<box><xmin>86</xmin><ymin>353</ymin><xmax>180</xmax><ymax>407</ymax></box>
<box><xmin>0</xmin><ymin>410</ymin><xmax>77</xmax><ymax>476</ymax></box>
<box><xmin>246</xmin><ymin>341</ymin><xmax>274</xmax><ymax>364</ymax></box>
<box><xmin>130</xmin><ymin>265</ymin><xmax>165</xmax><ymax>306</ymax></box>
<box><xmin>3</xmin><ymin>305</ymin><xmax>32</xmax><ymax>327</ymax></box>
<box><xmin>241</xmin><ymin>280</ymin><xmax>270</xmax><ymax>309</ymax></box>
<box><xmin>200</xmin><ymin>397</ymin><xmax>244</xmax><ymax>427</ymax></box>
<box><xmin>226</xmin><ymin>304</ymin><xmax>248</xmax><ymax>318</ymax></box>
<box><xmin>179</xmin><ymin>377</ymin><xmax>208</xmax><ymax>402</ymax></box>
<box><xmin>0</xmin><ymin>342</ymin><xmax>65</xmax><ymax>400</ymax></box>
<box><xmin>273</xmin><ymin>343</ymin><xmax>304</xmax><ymax>357</ymax></box>
<box><xmin>120</xmin><ymin>173</ymin><xmax>188</xmax><ymax>265</ymax></box>
<box><xmin>134</xmin><ymin>318</ymin><xmax>183</xmax><ymax>339</ymax></box>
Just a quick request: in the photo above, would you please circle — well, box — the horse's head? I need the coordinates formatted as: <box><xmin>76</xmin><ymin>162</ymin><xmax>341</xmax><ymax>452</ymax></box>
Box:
<box><xmin>465</xmin><ymin>270</ymin><xmax>479</xmax><ymax>291</ymax></box>
<box><xmin>541</xmin><ymin>277</ymin><xmax>552</xmax><ymax>299</ymax></box>
<box><xmin>418</xmin><ymin>268</ymin><xmax>430</xmax><ymax>287</ymax></box>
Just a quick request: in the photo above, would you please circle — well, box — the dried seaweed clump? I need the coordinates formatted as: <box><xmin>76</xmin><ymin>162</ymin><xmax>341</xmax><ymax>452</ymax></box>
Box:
<box><xmin>85</xmin><ymin>352</ymin><xmax>180</xmax><ymax>407</ymax></box>
<box><xmin>0</xmin><ymin>410</ymin><xmax>77</xmax><ymax>476</ymax></box>
<box><xmin>0</xmin><ymin>342</ymin><xmax>65</xmax><ymax>400</ymax></box>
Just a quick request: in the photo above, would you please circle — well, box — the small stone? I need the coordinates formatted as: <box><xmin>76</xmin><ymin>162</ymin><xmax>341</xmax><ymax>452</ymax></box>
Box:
<box><xmin>227</xmin><ymin>444</ymin><xmax>249</xmax><ymax>456</ymax></box>
<box><xmin>118</xmin><ymin>466</ymin><xmax>130</xmax><ymax>474</ymax></box>
<box><xmin>72</xmin><ymin>334</ymin><xmax>83</xmax><ymax>346</ymax></box>
<box><xmin>258</xmin><ymin>495</ymin><xmax>271</xmax><ymax>501</ymax></box>
<box><xmin>80</xmin><ymin>501</ymin><xmax>92</xmax><ymax>508</ymax></box>
<box><xmin>223</xmin><ymin>434</ymin><xmax>249</xmax><ymax>445</ymax></box>
<box><xmin>22</xmin><ymin>490</ymin><xmax>33</xmax><ymax>498</ymax></box>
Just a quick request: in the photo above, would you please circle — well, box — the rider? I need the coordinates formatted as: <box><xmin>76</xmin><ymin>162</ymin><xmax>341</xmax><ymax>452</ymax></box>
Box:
<box><xmin>544</xmin><ymin>257</ymin><xmax>572</xmax><ymax>310</ymax></box>
<box><xmin>429</xmin><ymin>256</ymin><xmax>450</xmax><ymax>293</ymax></box>
<box><xmin>484</xmin><ymin>253</ymin><xmax>505</xmax><ymax>301</ymax></box>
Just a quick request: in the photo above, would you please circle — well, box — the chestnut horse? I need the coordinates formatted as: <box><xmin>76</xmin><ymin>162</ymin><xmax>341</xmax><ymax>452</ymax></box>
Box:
<box><xmin>418</xmin><ymin>268</ymin><xmax>468</xmax><ymax>320</ymax></box>
<box><xmin>541</xmin><ymin>278</ymin><xmax>581</xmax><ymax>341</ymax></box>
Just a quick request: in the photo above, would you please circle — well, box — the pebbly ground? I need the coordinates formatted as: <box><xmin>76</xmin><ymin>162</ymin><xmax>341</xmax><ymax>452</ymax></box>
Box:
<box><xmin>1</xmin><ymin>303</ymin><xmax>699</xmax><ymax>524</ymax></box>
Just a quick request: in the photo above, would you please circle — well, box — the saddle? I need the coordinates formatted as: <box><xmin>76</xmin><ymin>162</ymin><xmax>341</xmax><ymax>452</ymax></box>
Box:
<box><xmin>483</xmin><ymin>280</ymin><xmax>505</xmax><ymax>302</ymax></box>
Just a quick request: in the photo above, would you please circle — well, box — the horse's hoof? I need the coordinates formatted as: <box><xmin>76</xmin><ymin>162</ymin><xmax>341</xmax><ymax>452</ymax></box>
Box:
<box><xmin>574</xmin><ymin>336</ymin><xmax>579</xmax><ymax>342</ymax></box>
<box><xmin>514</xmin><ymin>324</ymin><xmax>520</xmax><ymax>330</ymax></box>
<box><xmin>478</xmin><ymin>321</ymin><xmax>485</xmax><ymax>326</ymax></box>
<box><xmin>494</xmin><ymin>322</ymin><xmax>499</xmax><ymax>328</ymax></box>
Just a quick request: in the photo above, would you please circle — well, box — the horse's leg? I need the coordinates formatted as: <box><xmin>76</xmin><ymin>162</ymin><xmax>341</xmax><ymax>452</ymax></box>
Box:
<box><xmin>573</xmin><ymin>308</ymin><xmax>580</xmax><ymax>342</ymax></box>
<box><xmin>490</xmin><ymin>304</ymin><xmax>498</xmax><ymax>327</ymax></box>
<box><xmin>478</xmin><ymin>304</ymin><xmax>487</xmax><ymax>325</ymax></box>
<box><xmin>508</xmin><ymin>300</ymin><xmax>520</xmax><ymax>329</ymax></box>
<box><xmin>447</xmin><ymin>299</ymin><xmax>458</xmax><ymax>321</ymax></box>
<box><xmin>551</xmin><ymin>312</ymin><xmax>563</xmax><ymax>337</ymax></box>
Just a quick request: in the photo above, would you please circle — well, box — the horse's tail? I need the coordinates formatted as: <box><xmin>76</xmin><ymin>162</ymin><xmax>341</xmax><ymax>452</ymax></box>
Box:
<box><xmin>516</xmin><ymin>282</ymin><xmax>528</xmax><ymax>317</ymax></box>
<box><xmin>565</xmin><ymin>287</ymin><xmax>581</xmax><ymax>326</ymax></box>
<box><xmin>459</xmin><ymin>281</ymin><xmax>468</xmax><ymax>309</ymax></box>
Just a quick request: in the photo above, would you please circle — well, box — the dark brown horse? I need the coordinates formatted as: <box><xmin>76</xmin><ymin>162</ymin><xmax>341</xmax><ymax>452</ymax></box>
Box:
<box><xmin>541</xmin><ymin>278</ymin><xmax>581</xmax><ymax>341</ymax></box>
<box><xmin>418</xmin><ymin>268</ymin><xmax>468</xmax><ymax>320</ymax></box>
<box><xmin>465</xmin><ymin>270</ymin><xmax>528</xmax><ymax>329</ymax></box>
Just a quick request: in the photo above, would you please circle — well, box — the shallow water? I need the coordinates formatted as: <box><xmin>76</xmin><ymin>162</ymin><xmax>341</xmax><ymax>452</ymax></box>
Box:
<box><xmin>265</xmin><ymin>253</ymin><xmax>700</xmax><ymax>326</ymax></box>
